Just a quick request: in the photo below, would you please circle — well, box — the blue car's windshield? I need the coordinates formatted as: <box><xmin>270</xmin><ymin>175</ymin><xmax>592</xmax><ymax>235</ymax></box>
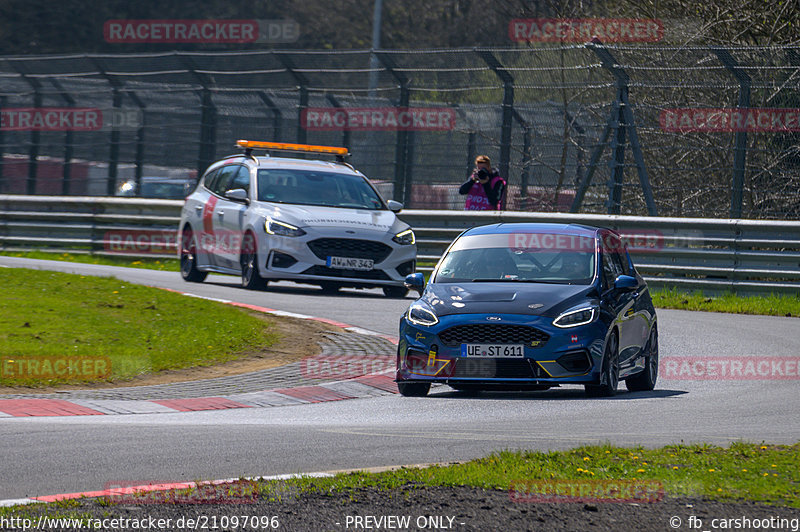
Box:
<box><xmin>435</xmin><ymin>232</ymin><xmax>596</xmax><ymax>285</ymax></box>
<box><xmin>257</xmin><ymin>169</ymin><xmax>384</xmax><ymax>210</ymax></box>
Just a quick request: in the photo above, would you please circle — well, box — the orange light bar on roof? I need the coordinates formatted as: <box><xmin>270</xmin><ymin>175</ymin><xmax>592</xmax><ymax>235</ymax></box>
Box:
<box><xmin>236</xmin><ymin>140</ymin><xmax>349</xmax><ymax>156</ymax></box>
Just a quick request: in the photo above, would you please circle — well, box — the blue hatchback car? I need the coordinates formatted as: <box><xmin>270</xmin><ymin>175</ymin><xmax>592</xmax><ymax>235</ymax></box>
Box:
<box><xmin>397</xmin><ymin>223</ymin><xmax>658</xmax><ymax>397</ymax></box>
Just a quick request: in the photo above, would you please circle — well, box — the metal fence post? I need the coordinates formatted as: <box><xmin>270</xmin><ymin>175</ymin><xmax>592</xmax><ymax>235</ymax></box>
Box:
<box><xmin>608</xmin><ymin>100</ymin><xmax>626</xmax><ymax>214</ymax></box>
<box><xmin>466</xmin><ymin>131</ymin><xmax>476</xmax><ymax>179</ymax></box>
<box><xmin>571</xmin><ymin>119</ymin><xmax>613</xmax><ymax>213</ymax></box>
<box><xmin>477</xmin><ymin>49</ymin><xmax>514</xmax><ymax>201</ymax></box>
<box><xmin>88</xmin><ymin>57</ymin><xmax>125</xmax><ymax>197</ymax></box>
<box><xmin>26</xmin><ymin>91</ymin><xmax>42</xmax><ymax>195</ymax></box>
<box><xmin>0</xmin><ymin>96</ymin><xmax>4</xmax><ymax>191</ymax></box>
<box><xmin>275</xmin><ymin>54</ymin><xmax>309</xmax><ymax>145</ymax></box>
<box><xmin>178</xmin><ymin>55</ymin><xmax>217</xmax><ymax>178</ymax></box>
<box><xmin>7</xmin><ymin>61</ymin><xmax>42</xmax><ymax>194</ymax></box>
<box><xmin>712</xmin><ymin>47</ymin><xmax>751</xmax><ymax>219</ymax></box>
<box><xmin>106</xmin><ymin>88</ymin><xmax>122</xmax><ymax>196</ymax></box>
<box><xmin>521</xmin><ymin>127</ymin><xmax>531</xmax><ymax>202</ymax></box>
<box><xmin>375</xmin><ymin>52</ymin><xmax>412</xmax><ymax>206</ymax></box>
<box><xmin>512</xmin><ymin>109</ymin><xmax>530</xmax><ymax>208</ymax></box>
<box><xmin>326</xmin><ymin>93</ymin><xmax>350</xmax><ymax>149</ymax></box>
<box><xmin>49</xmin><ymin>79</ymin><xmax>75</xmax><ymax>195</ymax></box>
<box><xmin>576</xmin><ymin>39</ymin><xmax>656</xmax><ymax>216</ymax></box>
<box><xmin>257</xmin><ymin>92</ymin><xmax>283</xmax><ymax>142</ymax></box>
<box><xmin>198</xmin><ymin>88</ymin><xmax>217</xmax><ymax>177</ymax></box>
<box><xmin>132</xmin><ymin>106</ymin><xmax>146</xmax><ymax>195</ymax></box>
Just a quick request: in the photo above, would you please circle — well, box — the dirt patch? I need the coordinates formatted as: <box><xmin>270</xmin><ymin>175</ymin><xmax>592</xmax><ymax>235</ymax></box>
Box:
<box><xmin>11</xmin><ymin>486</ymin><xmax>798</xmax><ymax>531</ymax></box>
<box><xmin>0</xmin><ymin>313</ymin><xmax>341</xmax><ymax>394</ymax></box>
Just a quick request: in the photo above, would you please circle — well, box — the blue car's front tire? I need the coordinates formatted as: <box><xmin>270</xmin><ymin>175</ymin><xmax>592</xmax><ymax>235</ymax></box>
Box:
<box><xmin>585</xmin><ymin>331</ymin><xmax>619</xmax><ymax>397</ymax></box>
<box><xmin>626</xmin><ymin>325</ymin><xmax>658</xmax><ymax>392</ymax></box>
<box><xmin>398</xmin><ymin>382</ymin><xmax>430</xmax><ymax>397</ymax></box>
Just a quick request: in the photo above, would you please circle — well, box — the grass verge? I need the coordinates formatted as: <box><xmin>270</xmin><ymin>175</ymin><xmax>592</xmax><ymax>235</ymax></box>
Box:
<box><xmin>1</xmin><ymin>442</ymin><xmax>796</xmax><ymax>517</ymax></box>
<box><xmin>650</xmin><ymin>288</ymin><xmax>800</xmax><ymax>317</ymax></box>
<box><xmin>258</xmin><ymin>442</ymin><xmax>799</xmax><ymax>507</ymax></box>
<box><xmin>0</xmin><ymin>268</ymin><xmax>278</xmax><ymax>387</ymax></box>
<box><xmin>0</xmin><ymin>250</ymin><xmax>180</xmax><ymax>271</ymax></box>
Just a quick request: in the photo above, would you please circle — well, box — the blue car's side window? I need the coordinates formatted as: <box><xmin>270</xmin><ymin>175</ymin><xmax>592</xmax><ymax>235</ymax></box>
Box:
<box><xmin>601</xmin><ymin>252</ymin><xmax>619</xmax><ymax>290</ymax></box>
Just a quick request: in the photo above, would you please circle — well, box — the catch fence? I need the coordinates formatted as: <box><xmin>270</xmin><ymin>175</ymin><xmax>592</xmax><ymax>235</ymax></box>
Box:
<box><xmin>0</xmin><ymin>45</ymin><xmax>798</xmax><ymax>219</ymax></box>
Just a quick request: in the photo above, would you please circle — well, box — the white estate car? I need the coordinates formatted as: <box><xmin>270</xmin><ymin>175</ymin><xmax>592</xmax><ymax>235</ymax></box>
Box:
<box><xmin>178</xmin><ymin>140</ymin><xmax>417</xmax><ymax>297</ymax></box>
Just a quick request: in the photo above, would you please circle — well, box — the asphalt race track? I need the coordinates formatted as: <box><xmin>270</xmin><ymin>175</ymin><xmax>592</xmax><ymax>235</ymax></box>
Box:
<box><xmin>2</xmin><ymin>256</ymin><xmax>799</xmax><ymax>501</ymax></box>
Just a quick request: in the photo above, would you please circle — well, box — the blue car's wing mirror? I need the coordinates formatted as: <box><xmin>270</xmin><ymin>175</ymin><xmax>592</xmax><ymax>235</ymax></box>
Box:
<box><xmin>404</xmin><ymin>272</ymin><xmax>425</xmax><ymax>294</ymax></box>
<box><xmin>614</xmin><ymin>274</ymin><xmax>638</xmax><ymax>291</ymax></box>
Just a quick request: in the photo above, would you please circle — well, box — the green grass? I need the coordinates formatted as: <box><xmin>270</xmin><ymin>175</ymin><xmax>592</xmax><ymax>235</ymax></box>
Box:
<box><xmin>256</xmin><ymin>442</ymin><xmax>799</xmax><ymax>507</ymax></box>
<box><xmin>0</xmin><ymin>444</ymin><xmax>797</xmax><ymax>518</ymax></box>
<box><xmin>650</xmin><ymin>288</ymin><xmax>800</xmax><ymax>317</ymax></box>
<box><xmin>0</xmin><ymin>250</ymin><xmax>180</xmax><ymax>271</ymax></box>
<box><xmin>0</xmin><ymin>268</ymin><xmax>278</xmax><ymax>387</ymax></box>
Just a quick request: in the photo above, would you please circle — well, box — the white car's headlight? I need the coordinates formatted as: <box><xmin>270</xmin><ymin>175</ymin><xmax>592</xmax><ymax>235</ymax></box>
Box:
<box><xmin>265</xmin><ymin>217</ymin><xmax>306</xmax><ymax>237</ymax></box>
<box><xmin>553</xmin><ymin>306</ymin><xmax>597</xmax><ymax>328</ymax></box>
<box><xmin>406</xmin><ymin>301</ymin><xmax>438</xmax><ymax>326</ymax></box>
<box><xmin>392</xmin><ymin>228</ymin><xmax>415</xmax><ymax>245</ymax></box>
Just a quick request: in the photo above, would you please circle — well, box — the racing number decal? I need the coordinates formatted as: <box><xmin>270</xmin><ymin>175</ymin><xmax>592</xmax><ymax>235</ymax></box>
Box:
<box><xmin>202</xmin><ymin>195</ymin><xmax>218</xmax><ymax>234</ymax></box>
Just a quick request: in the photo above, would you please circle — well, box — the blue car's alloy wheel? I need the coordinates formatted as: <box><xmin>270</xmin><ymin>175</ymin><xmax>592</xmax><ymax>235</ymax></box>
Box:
<box><xmin>626</xmin><ymin>326</ymin><xmax>659</xmax><ymax>392</ymax></box>
<box><xmin>585</xmin><ymin>332</ymin><xmax>619</xmax><ymax>397</ymax></box>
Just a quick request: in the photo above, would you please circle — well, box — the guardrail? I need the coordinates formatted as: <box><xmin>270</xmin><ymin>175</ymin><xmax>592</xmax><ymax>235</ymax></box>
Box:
<box><xmin>2</xmin><ymin>195</ymin><xmax>800</xmax><ymax>295</ymax></box>
<box><xmin>0</xmin><ymin>195</ymin><xmax>182</xmax><ymax>259</ymax></box>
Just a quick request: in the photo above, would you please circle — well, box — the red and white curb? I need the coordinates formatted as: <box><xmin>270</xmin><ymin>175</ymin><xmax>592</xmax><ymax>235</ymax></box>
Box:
<box><xmin>0</xmin><ymin>472</ymin><xmax>336</xmax><ymax>507</ymax></box>
<box><xmin>164</xmin><ymin>289</ymin><xmax>400</xmax><ymax>346</ymax></box>
<box><xmin>0</xmin><ymin>290</ymin><xmax>400</xmax><ymax>418</ymax></box>
<box><xmin>0</xmin><ymin>463</ymin><xmax>447</xmax><ymax>508</ymax></box>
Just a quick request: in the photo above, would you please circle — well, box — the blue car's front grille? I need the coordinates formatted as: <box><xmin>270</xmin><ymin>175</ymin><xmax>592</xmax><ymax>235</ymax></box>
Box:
<box><xmin>439</xmin><ymin>324</ymin><xmax>550</xmax><ymax>347</ymax></box>
<box><xmin>452</xmin><ymin>358</ymin><xmax>542</xmax><ymax>379</ymax></box>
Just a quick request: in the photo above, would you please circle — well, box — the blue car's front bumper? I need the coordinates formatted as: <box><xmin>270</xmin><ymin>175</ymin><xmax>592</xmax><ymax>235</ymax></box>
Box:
<box><xmin>397</xmin><ymin>313</ymin><xmax>608</xmax><ymax>387</ymax></box>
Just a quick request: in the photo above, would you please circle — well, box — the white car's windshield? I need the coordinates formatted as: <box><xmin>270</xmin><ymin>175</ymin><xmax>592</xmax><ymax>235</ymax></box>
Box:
<box><xmin>257</xmin><ymin>169</ymin><xmax>384</xmax><ymax>210</ymax></box>
<box><xmin>435</xmin><ymin>233</ymin><xmax>596</xmax><ymax>285</ymax></box>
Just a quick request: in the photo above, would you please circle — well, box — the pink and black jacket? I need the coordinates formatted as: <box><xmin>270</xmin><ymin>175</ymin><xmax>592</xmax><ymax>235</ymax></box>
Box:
<box><xmin>459</xmin><ymin>170</ymin><xmax>505</xmax><ymax>210</ymax></box>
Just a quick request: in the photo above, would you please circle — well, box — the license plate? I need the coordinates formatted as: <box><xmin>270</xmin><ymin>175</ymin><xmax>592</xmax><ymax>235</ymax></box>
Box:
<box><xmin>326</xmin><ymin>256</ymin><xmax>374</xmax><ymax>271</ymax></box>
<box><xmin>461</xmin><ymin>344</ymin><xmax>525</xmax><ymax>358</ymax></box>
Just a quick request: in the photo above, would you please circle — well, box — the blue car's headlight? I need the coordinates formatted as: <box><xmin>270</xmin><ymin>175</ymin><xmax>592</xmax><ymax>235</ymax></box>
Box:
<box><xmin>553</xmin><ymin>306</ymin><xmax>597</xmax><ymax>328</ymax></box>
<box><xmin>265</xmin><ymin>217</ymin><xmax>306</xmax><ymax>237</ymax></box>
<box><xmin>406</xmin><ymin>301</ymin><xmax>438</xmax><ymax>326</ymax></box>
<box><xmin>393</xmin><ymin>228</ymin><xmax>415</xmax><ymax>245</ymax></box>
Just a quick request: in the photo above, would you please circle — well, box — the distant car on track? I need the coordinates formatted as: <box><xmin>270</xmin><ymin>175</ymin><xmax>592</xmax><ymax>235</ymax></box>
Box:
<box><xmin>178</xmin><ymin>140</ymin><xmax>417</xmax><ymax>297</ymax></box>
<box><xmin>397</xmin><ymin>223</ymin><xmax>658</xmax><ymax>397</ymax></box>
<box><xmin>117</xmin><ymin>176</ymin><xmax>195</xmax><ymax>199</ymax></box>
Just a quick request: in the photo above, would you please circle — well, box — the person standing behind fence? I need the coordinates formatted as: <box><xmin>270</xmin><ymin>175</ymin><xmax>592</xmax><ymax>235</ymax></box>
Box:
<box><xmin>459</xmin><ymin>155</ymin><xmax>505</xmax><ymax>210</ymax></box>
